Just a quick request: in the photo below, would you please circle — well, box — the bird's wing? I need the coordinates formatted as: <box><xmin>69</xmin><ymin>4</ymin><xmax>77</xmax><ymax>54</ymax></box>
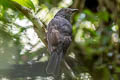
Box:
<box><xmin>47</xmin><ymin>28</ymin><xmax>61</xmax><ymax>52</ymax></box>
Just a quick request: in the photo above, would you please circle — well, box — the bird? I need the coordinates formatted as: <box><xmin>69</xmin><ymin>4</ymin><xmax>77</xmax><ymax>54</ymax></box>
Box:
<box><xmin>46</xmin><ymin>8</ymin><xmax>78</xmax><ymax>75</ymax></box>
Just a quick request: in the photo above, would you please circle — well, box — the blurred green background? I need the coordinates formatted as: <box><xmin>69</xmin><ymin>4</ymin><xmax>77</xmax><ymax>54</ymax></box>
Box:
<box><xmin>0</xmin><ymin>0</ymin><xmax>119</xmax><ymax>80</ymax></box>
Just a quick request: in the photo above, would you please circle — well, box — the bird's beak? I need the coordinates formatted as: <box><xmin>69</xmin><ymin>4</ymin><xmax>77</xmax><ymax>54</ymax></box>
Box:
<box><xmin>71</xmin><ymin>9</ymin><xmax>79</xmax><ymax>12</ymax></box>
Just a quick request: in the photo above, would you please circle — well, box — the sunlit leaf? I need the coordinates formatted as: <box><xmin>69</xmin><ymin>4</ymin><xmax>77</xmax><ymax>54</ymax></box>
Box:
<box><xmin>11</xmin><ymin>0</ymin><xmax>35</xmax><ymax>10</ymax></box>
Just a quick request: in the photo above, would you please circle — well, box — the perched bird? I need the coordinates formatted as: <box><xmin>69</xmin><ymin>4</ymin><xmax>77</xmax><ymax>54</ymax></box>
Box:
<box><xmin>46</xmin><ymin>8</ymin><xmax>78</xmax><ymax>75</ymax></box>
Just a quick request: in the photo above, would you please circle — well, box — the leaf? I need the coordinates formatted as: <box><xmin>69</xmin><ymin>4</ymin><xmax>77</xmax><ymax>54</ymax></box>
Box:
<box><xmin>83</xmin><ymin>9</ymin><xmax>94</xmax><ymax>16</ymax></box>
<box><xmin>97</xmin><ymin>11</ymin><xmax>109</xmax><ymax>22</ymax></box>
<box><xmin>115</xmin><ymin>67</ymin><xmax>120</xmax><ymax>73</ymax></box>
<box><xmin>83</xmin><ymin>9</ymin><xmax>98</xmax><ymax>22</ymax></box>
<box><xmin>0</xmin><ymin>0</ymin><xmax>14</xmax><ymax>8</ymax></box>
<box><xmin>11</xmin><ymin>0</ymin><xmax>35</xmax><ymax>10</ymax></box>
<box><xmin>102</xmin><ymin>67</ymin><xmax>111</xmax><ymax>80</ymax></box>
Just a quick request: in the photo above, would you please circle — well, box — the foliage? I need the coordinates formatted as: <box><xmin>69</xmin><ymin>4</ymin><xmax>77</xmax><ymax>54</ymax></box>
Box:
<box><xmin>0</xmin><ymin>0</ymin><xmax>119</xmax><ymax>80</ymax></box>
<box><xmin>12</xmin><ymin>0</ymin><xmax>35</xmax><ymax>10</ymax></box>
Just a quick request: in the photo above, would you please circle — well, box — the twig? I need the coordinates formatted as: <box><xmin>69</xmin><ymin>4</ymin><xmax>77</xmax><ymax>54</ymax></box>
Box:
<box><xmin>64</xmin><ymin>60</ymin><xmax>76</xmax><ymax>78</ymax></box>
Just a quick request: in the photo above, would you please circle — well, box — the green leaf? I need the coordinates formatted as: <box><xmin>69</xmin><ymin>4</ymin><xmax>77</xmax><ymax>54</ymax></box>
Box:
<box><xmin>115</xmin><ymin>67</ymin><xmax>120</xmax><ymax>73</ymax></box>
<box><xmin>97</xmin><ymin>11</ymin><xmax>109</xmax><ymax>22</ymax></box>
<box><xmin>0</xmin><ymin>0</ymin><xmax>14</xmax><ymax>8</ymax></box>
<box><xmin>83</xmin><ymin>9</ymin><xmax>98</xmax><ymax>22</ymax></box>
<box><xmin>83</xmin><ymin>9</ymin><xmax>94</xmax><ymax>16</ymax></box>
<box><xmin>11</xmin><ymin>0</ymin><xmax>35</xmax><ymax>10</ymax></box>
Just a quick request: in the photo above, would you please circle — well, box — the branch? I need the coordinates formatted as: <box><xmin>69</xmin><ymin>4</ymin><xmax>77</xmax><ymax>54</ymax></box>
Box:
<box><xmin>9</xmin><ymin>1</ymin><xmax>47</xmax><ymax>46</ymax></box>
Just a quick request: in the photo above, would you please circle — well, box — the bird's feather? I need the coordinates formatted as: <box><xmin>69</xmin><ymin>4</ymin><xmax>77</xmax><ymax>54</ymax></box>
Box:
<box><xmin>46</xmin><ymin>50</ymin><xmax>63</xmax><ymax>75</ymax></box>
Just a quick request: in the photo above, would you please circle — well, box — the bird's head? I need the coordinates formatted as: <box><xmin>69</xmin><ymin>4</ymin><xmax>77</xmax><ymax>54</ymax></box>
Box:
<box><xmin>55</xmin><ymin>8</ymin><xmax>78</xmax><ymax>21</ymax></box>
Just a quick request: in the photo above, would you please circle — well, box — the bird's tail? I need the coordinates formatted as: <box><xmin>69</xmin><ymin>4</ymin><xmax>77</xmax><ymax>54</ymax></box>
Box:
<box><xmin>46</xmin><ymin>51</ymin><xmax>63</xmax><ymax>75</ymax></box>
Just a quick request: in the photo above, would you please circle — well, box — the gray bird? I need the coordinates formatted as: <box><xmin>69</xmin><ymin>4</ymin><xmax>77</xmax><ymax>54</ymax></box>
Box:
<box><xmin>46</xmin><ymin>8</ymin><xmax>78</xmax><ymax>75</ymax></box>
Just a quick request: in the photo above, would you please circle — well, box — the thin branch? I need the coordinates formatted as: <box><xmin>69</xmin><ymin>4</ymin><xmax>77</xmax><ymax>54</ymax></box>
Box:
<box><xmin>64</xmin><ymin>61</ymin><xmax>76</xmax><ymax>78</ymax></box>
